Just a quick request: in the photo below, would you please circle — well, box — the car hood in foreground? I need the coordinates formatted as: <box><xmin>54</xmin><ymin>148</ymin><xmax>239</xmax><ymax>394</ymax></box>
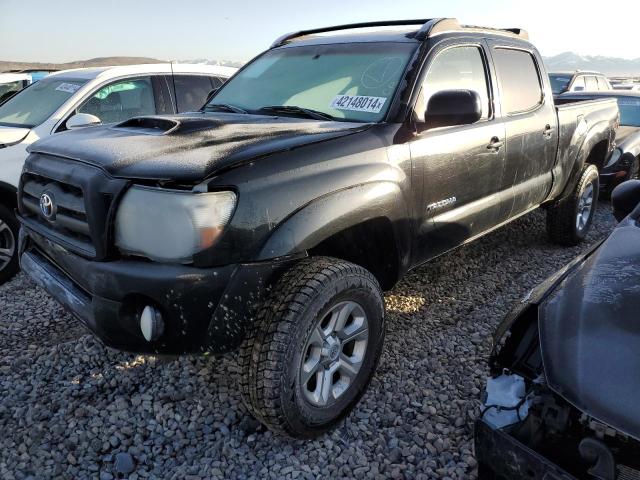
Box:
<box><xmin>539</xmin><ymin>210</ymin><xmax>640</xmax><ymax>440</ymax></box>
<box><xmin>27</xmin><ymin>113</ymin><xmax>372</xmax><ymax>183</ymax></box>
<box><xmin>0</xmin><ymin>125</ymin><xmax>30</xmax><ymax>148</ymax></box>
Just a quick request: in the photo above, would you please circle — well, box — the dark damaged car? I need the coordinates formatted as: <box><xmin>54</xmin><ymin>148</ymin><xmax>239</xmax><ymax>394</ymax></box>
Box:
<box><xmin>475</xmin><ymin>180</ymin><xmax>640</xmax><ymax>479</ymax></box>
<box><xmin>17</xmin><ymin>19</ymin><xmax>619</xmax><ymax>438</ymax></box>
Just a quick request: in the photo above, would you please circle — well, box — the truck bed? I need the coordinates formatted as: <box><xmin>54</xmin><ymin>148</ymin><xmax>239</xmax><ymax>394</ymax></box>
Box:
<box><xmin>547</xmin><ymin>97</ymin><xmax>619</xmax><ymax>201</ymax></box>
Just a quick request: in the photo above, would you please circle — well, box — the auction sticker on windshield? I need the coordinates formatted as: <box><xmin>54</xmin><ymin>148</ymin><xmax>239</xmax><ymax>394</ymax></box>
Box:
<box><xmin>55</xmin><ymin>83</ymin><xmax>82</xmax><ymax>94</ymax></box>
<box><xmin>330</xmin><ymin>95</ymin><xmax>387</xmax><ymax>113</ymax></box>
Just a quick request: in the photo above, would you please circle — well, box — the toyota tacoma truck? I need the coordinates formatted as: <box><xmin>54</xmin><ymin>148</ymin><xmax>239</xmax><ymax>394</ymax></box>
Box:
<box><xmin>17</xmin><ymin>18</ymin><xmax>619</xmax><ymax>438</ymax></box>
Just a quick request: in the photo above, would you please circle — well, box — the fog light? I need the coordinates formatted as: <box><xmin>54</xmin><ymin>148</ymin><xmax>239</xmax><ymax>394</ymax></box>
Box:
<box><xmin>140</xmin><ymin>305</ymin><xmax>164</xmax><ymax>342</ymax></box>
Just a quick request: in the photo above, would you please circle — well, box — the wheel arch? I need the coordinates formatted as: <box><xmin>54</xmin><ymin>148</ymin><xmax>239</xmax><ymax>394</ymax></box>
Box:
<box><xmin>557</xmin><ymin>128</ymin><xmax>612</xmax><ymax>201</ymax></box>
<box><xmin>256</xmin><ymin>182</ymin><xmax>412</xmax><ymax>290</ymax></box>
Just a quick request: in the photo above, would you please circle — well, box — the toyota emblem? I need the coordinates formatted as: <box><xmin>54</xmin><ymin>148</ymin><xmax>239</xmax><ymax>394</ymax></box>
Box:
<box><xmin>39</xmin><ymin>192</ymin><xmax>56</xmax><ymax>220</ymax></box>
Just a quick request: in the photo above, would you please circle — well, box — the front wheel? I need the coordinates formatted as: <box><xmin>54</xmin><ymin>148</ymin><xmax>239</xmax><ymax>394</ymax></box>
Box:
<box><xmin>238</xmin><ymin>257</ymin><xmax>385</xmax><ymax>438</ymax></box>
<box><xmin>0</xmin><ymin>204</ymin><xmax>19</xmax><ymax>285</ymax></box>
<box><xmin>547</xmin><ymin>163</ymin><xmax>599</xmax><ymax>246</ymax></box>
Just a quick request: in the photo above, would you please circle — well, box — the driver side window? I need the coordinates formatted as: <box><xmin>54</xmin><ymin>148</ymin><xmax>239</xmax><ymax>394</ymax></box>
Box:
<box><xmin>78</xmin><ymin>77</ymin><xmax>156</xmax><ymax>124</ymax></box>
<box><xmin>415</xmin><ymin>46</ymin><xmax>491</xmax><ymax>122</ymax></box>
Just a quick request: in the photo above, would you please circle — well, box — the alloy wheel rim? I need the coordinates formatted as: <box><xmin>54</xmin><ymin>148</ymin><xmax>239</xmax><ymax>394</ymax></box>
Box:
<box><xmin>576</xmin><ymin>183</ymin><xmax>594</xmax><ymax>232</ymax></box>
<box><xmin>299</xmin><ymin>301</ymin><xmax>369</xmax><ymax>407</ymax></box>
<box><xmin>0</xmin><ymin>219</ymin><xmax>15</xmax><ymax>272</ymax></box>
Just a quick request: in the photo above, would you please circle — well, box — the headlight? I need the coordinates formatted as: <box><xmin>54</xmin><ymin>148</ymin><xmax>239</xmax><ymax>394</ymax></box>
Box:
<box><xmin>115</xmin><ymin>186</ymin><xmax>236</xmax><ymax>263</ymax></box>
<box><xmin>605</xmin><ymin>148</ymin><xmax>623</xmax><ymax>168</ymax></box>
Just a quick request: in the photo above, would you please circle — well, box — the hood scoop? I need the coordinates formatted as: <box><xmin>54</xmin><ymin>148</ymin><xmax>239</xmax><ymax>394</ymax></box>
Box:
<box><xmin>113</xmin><ymin>116</ymin><xmax>223</xmax><ymax>136</ymax></box>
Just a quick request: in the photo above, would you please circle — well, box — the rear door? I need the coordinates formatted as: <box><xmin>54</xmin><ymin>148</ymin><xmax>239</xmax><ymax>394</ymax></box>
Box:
<box><xmin>488</xmin><ymin>43</ymin><xmax>556</xmax><ymax>219</ymax></box>
<box><xmin>409</xmin><ymin>40</ymin><xmax>506</xmax><ymax>263</ymax></box>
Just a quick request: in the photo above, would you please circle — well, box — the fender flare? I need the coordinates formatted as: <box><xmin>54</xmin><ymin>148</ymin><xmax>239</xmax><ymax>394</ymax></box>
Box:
<box><xmin>256</xmin><ymin>182</ymin><xmax>412</xmax><ymax>267</ymax></box>
<box><xmin>558</xmin><ymin>122</ymin><xmax>612</xmax><ymax>200</ymax></box>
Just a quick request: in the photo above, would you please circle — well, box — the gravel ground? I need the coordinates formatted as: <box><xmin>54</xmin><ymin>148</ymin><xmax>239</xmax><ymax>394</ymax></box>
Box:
<box><xmin>0</xmin><ymin>204</ymin><xmax>617</xmax><ymax>479</ymax></box>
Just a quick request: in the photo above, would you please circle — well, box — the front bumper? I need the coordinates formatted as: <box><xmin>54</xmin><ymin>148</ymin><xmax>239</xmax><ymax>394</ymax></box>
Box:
<box><xmin>19</xmin><ymin>228</ymin><xmax>295</xmax><ymax>355</ymax></box>
<box><xmin>474</xmin><ymin>419</ymin><xmax>576</xmax><ymax>480</ymax></box>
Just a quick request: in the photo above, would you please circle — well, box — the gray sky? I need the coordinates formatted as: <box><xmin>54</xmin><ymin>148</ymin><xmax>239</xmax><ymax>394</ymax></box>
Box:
<box><xmin>1</xmin><ymin>0</ymin><xmax>638</xmax><ymax>63</ymax></box>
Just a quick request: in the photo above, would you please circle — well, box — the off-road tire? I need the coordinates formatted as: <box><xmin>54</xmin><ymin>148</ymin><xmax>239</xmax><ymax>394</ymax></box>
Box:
<box><xmin>547</xmin><ymin>163</ymin><xmax>599</xmax><ymax>246</ymax></box>
<box><xmin>0</xmin><ymin>204</ymin><xmax>19</xmax><ymax>285</ymax></box>
<box><xmin>238</xmin><ymin>256</ymin><xmax>385</xmax><ymax>438</ymax></box>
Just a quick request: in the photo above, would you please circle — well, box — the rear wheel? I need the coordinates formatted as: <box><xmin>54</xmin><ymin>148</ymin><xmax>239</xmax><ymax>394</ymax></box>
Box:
<box><xmin>239</xmin><ymin>256</ymin><xmax>385</xmax><ymax>438</ymax></box>
<box><xmin>547</xmin><ymin>164</ymin><xmax>599</xmax><ymax>246</ymax></box>
<box><xmin>0</xmin><ymin>204</ymin><xmax>19</xmax><ymax>285</ymax></box>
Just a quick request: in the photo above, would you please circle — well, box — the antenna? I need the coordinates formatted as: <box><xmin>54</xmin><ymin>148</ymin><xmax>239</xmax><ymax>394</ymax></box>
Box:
<box><xmin>169</xmin><ymin>60</ymin><xmax>179</xmax><ymax>113</ymax></box>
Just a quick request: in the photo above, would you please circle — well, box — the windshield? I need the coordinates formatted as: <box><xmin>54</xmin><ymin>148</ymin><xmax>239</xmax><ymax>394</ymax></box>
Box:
<box><xmin>0</xmin><ymin>76</ymin><xmax>88</xmax><ymax>128</ymax></box>
<box><xmin>617</xmin><ymin>97</ymin><xmax>640</xmax><ymax>127</ymax></box>
<box><xmin>208</xmin><ymin>42</ymin><xmax>416</xmax><ymax>122</ymax></box>
<box><xmin>549</xmin><ymin>74</ymin><xmax>572</xmax><ymax>95</ymax></box>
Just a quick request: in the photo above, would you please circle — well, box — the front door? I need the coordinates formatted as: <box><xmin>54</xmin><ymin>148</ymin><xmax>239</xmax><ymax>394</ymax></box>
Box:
<box><xmin>409</xmin><ymin>42</ymin><xmax>506</xmax><ymax>264</ymax></box>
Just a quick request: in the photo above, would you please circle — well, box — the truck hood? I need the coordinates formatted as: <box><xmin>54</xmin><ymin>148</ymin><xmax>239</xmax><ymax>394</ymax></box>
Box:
<box><xmin>539</xmin><ymin>211</ymin><xmax>640</xmax><ymax>440</ymax></box>
<box><xmin>0</xmin><ymin>125</ymin><xmax>30</xmax><ymax>148</ymax></box>
<box><xmin>28</xmin><ymin>113</ymin><xmax>372</xmax><ymax>183</ymax></box>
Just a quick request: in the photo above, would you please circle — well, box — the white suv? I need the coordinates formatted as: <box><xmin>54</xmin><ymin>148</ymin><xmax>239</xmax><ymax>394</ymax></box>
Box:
<box><xmin>0</xmin><ymin>63</ymin><xmax>237</xmax><ymax>283</ymax></box>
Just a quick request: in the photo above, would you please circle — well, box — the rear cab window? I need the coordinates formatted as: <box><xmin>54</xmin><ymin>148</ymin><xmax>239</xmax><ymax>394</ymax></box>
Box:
<box><xmin>492</xmin><ymin>48</ymin><xmax>543</xmax><ymax>114</ymax></box>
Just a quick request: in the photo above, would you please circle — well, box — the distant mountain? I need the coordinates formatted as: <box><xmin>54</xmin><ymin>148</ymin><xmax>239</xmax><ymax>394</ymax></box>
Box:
<box><xmin>0</xmin><ymin>57</ymin><xmax>245</xmax><ymax>73</ymax></box>
<box><xmin>179</xmin><ymin>58</ymin><xmax>245</xmax><ymax>68</ymax></box>
<box><xmin>544</xmin><ymin>52</ymin><xmax>640</xmax><ymax>77</ymax></box>
<box><xmin>0</xmin><ymin>57</ymin><xmax>165</xmax><ymax>72</ymax></box>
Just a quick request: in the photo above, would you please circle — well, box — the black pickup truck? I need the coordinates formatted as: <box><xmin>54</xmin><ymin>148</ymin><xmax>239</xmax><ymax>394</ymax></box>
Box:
<box><xmin>17</xmin><ymin>18</ymin><xmax>618</xmax><ymax>438</ymax></box>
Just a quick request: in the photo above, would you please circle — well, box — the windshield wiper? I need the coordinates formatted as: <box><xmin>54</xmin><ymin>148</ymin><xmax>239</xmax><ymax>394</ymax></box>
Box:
<box><xmin>204</xmin><ymin>103</ymin><xmax>248</xmax><ymax>114</ymax></box>
<box><xmin>258</xmin><ymin>105</ymin><xmax>335</xmax><ymax>121</ymax></box>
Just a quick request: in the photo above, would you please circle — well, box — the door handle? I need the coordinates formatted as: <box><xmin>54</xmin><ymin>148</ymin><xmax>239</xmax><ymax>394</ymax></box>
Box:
<box><xmin>543</xmin><ymin>124</ymin><xmax>553</xmax><ymax>138</ymax></box>
<box><xmin>487</xmin><ymin>136</ymin><xmax>504</xmax><ymax>151</ymax></box>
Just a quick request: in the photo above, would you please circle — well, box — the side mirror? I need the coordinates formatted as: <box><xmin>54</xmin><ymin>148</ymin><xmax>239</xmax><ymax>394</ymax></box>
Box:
<box><xmin>424</xmin><ymin>90</ymin><xmax>482</xmax><ymax>130</ymax></box>
<box><xmin>204</xmin><ymin>87</ymin><xmax>220</xmax><ymax>104</ymax></box>
<box><xmin>573</xmin><ymin>86</ymin><xmax>585</xmax><ymax>92</ymax></box>
<box><xmin>66</xmin><ymin>113</ymin><xmax>102</xmax><ymax>130</ymax></box>
<box><xmin>612</xmin><ymin>180</ymin><xmax>640</xmax><ymax>221</ymax></box>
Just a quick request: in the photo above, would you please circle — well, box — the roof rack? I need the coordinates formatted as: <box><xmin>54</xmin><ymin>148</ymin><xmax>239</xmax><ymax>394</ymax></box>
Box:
<box><xmin>270</xmin><ymin>18</ymin><xmax>528</xmax><ymax>48</ymax></box>
<box><xmin>424</xmin><ymin>18</ymin><xmax>529</xmax><ymax>40</ymax></box>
